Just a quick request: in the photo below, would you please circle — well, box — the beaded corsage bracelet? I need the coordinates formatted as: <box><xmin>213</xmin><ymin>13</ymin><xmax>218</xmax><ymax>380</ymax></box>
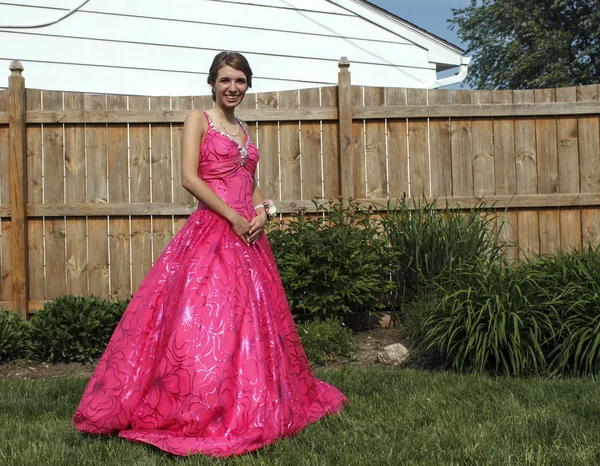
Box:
<box><xmin>254</xmin><ymin>199</ymin><xmax>277</xmax><ymax>220</ymax></box>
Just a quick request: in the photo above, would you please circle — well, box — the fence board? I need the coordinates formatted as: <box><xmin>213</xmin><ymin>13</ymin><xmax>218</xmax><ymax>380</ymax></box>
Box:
<box><xmin>407</xmin><ymin>89</ymin><xmax>429</xmax><ymax>197</ymax></box>
<box><xmin>386</xmin><ymin>88</ymin><xmax>408</xmax><ymax>199</ymax></box>
<box><xmin>257</xmin><ymin>92</ymin><xmax>280</xmax><ymax>200</ymax></box>
<box><xmin>279</xmin><ymin>90</ymin><xmax>301</xmax><ymax>200</ymax></box>
<box><xmin>0</xmin><ymin>220</ymin><xmax>10</xmax><ymax>302</ymax></box>
<box><xmin>27</xmin><ymin>89</ymin><xmax>44</xmax><ymax>301</ymax></box>
<box><xmin>428</xmin><ymin>89</ymin><xmax>451</xmax><ymax>197</ymax></box>
<box><xmin>555</xmin><ymin>87</ymin><xmax>582</xmax><ymax>251</ymax></box>
<box><xmin>352</xmin><ymin>86</ymin><xmax>366</xmax><ymax>198</ymax></box>
<box><xmin>364</xmin><ymin>87</ymin><xmax>387</xmax><ymax>198</ymax></box>
<box><xmin>0</xmin><ymin>90</ymin><xmax>8</xmax><ymax>300</ymax></box>
<box><xmin>578</xmin><ymin>85</ymin><xmax>600</xmax><ymax>249</ymax></box>
<box><xmin>578</xmin><ymin>85</ymin><xmax>600</xmax><ymax>194</ymax></box>
<box><xmin>63</xmin><ymin>92</ymin><xmax>87</xmax><ymax>295</ymax></box>
<box><xmin>150</xmin><ymin>97</ymin><xmax>174</xmax><ymax>262</ymax></box>
<box><xmin>492</xmin><ymin>90</ymin><xmax>516</xmax><ymax>195</ymax></box>
<box><xmin>43</xmin><ymin>90</ymin><xmax>66</xmax><ymax>299</ymax></box>
<box><xmin>535</xmin><ymin>89</ymin><xmax>560</xmax><ymax>255</ymax></box>
<box><xmin>300</xmin><ymin>88</ymin><xmax>322</xmax><ymax>200</ymax></box>
<box><xmin>321</xmin><ymin>87</ymin><xmax>339</xmax><ymax>199</ymax></box>
<box><xmin>84</xmin><ymin>94</ymin><xmax>109</xmax><ymax>297</ymax></box>
<box><xmin>471</xmin><ymin>90</ymin><xmax>495</xmax><ymax>196</ymax></box>
<box><xmin>500</xmin><ymin>211</ymin><xmax>519</xmax><ymax>263</ymax></box>
<box><xmin>172</xmin><ymin>96</ymin><xmax>195</xmax><ymax>235</ymax></box>
<box><xmin>6</xmin><ymin>100</ymin><xmax>600</xmax><ymax>126</ymax></box>
<box><xmin>582</xmin><ymin>207</ymin><xmax>600</xmax><ymax>247</ymax></box>
<box><xmin>107</xmin><ymin>95</ymin><xmax>131</xmax><ymax>300</ymax></box>
<box><xmin>513</xmin><ymin>90</ymin><xmax>539</xmax><ymax>259</ymax></box>
<box><xmin>129</xmin><ymin>95</ymin><xmax>152</xmax><ymax>293</ymax></box>
<box><xmin>449</xmin><ymin>90</ymin><xmax>473</xmax><ymax>196</ymax></box>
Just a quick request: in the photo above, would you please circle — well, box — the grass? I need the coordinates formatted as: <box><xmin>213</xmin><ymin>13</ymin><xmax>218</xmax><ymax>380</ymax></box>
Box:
<box><xmin>2</xmin><ymin>368</ymin><xmax>600</xmax><ymax>465</ymax></box>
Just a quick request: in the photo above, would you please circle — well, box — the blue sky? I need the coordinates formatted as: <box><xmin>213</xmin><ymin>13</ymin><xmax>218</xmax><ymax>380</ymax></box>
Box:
<box><xmin>368</xmin><ymin>0</ymin><xmax>471</xmax><ymax>50</ymax></box>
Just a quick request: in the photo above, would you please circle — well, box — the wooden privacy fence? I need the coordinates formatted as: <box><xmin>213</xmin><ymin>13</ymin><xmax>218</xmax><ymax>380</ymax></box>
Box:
<box><xmin>1</xmin><ymin>59</ymin><xmax>600</xmax><ymax>316</ymax></box>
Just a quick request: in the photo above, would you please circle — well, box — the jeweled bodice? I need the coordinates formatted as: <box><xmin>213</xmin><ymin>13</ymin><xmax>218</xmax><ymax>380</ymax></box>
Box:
<box><xmin>198</xmin><ymin>112</ymin><xmax>259</xmax><ymax>218</ymax></box>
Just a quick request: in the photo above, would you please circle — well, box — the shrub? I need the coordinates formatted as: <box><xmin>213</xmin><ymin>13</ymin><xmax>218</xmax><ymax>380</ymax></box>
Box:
<box><xmin>0</xmin><ymin>309</ymin><xmax>27</xmax><ymax>362</ymax></box>
<box><xmin>410</xmin><ymin>246</ymin><xmax>600</xmax><ymax>377</ymax></box>
<box><xmin>27</xmin><ymin>295</ymin><xmax>128</xmax><ymax>363</ymax></box>
<box><xmin>268</xmin><ymin>198</ymin><xmax>394</xmax><ymax>317</ymax></box>
<box><xmin>415</xmin><ymin>261</ymin><xmax>560</xmax><ymax>376</ymax></box>
<box><xmin>297</xmin><ymin>317</ymin><xmax>357</xmax><ymax>365</ymax></box>
<box><xmin>379</xmin><ymin>196</ymin><xmax>504</xmax><ymax>307</ymax></box>
<box><xmin>525</xmin><ymin>246</ymin><xmax>600</xmax><ymax>376</ymax></box>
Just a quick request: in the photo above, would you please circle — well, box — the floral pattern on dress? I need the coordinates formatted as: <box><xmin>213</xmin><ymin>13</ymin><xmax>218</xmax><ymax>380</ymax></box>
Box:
<box><xmin>73</xmin><ymin>111</ymin><xmax>348</xmax><ymax>457</ymax></box>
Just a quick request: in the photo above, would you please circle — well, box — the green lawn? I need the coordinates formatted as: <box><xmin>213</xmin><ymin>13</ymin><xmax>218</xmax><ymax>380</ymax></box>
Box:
<box><xmin>1</xmin><ymin>367</ymin><xmax>600</xmax><ymax>465</ymax></box>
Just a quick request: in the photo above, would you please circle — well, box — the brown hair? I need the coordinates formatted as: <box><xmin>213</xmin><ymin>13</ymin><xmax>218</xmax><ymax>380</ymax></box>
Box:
<box><xmin>207</xmin><ymin>51</ymin><xmax>253</xmax><ymax>101</ymax></box>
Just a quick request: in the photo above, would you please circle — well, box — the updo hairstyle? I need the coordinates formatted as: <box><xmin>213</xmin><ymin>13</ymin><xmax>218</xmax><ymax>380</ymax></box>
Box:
<box><xmin>207</xmin><ymin>52</ymin><xmax>253</xmax><ymax>102</ymax></box>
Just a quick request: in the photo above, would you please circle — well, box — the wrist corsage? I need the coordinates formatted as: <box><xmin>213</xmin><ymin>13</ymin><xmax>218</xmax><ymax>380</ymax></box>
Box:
<box><xmin>264</xmin><ymin>199</ymin><xmax>276</xmax><ymax>220</ymax></box>
<box><xmin>255</xmin><ymin>199</ymin><xmax>276</xmax><ymax>220</ymax></box>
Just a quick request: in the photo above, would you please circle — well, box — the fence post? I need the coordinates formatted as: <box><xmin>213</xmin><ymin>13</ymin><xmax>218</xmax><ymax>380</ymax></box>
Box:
<box><xmin>337</xmin><ymin>57</ymin><xmax>355</xmax><ymax>199</ymax></box>
<box><xmin>8</xmin><ymin>61</ymin><xmax>28</xmax><ymax>318</ymax></box>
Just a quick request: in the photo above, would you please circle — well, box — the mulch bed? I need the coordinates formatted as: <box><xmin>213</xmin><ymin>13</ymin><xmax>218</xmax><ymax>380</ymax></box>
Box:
<box><xmin>0</xmin><ymin>327</ymin><xmax>432</xmax><ymax>381</ymax></box>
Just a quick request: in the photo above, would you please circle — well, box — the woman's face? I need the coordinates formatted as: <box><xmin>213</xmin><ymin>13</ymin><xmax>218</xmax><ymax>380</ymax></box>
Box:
<box><xmin>212</xmin><ymin>65</ymin><xmax>248</xmax><ymax>110</ymax></box>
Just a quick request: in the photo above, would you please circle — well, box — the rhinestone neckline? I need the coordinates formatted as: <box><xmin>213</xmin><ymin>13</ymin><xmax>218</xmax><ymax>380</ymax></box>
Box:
<box><xmin>205</xmin><ymin>112</ymin><xmax>250</xmax><ymax>167</ymax></box>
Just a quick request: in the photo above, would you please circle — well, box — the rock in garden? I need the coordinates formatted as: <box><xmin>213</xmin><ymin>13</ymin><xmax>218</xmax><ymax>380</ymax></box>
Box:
<box><xmin>377</xmin><ymin>343</ymin><xmax>409</xmax><ymax>366</ymax></box>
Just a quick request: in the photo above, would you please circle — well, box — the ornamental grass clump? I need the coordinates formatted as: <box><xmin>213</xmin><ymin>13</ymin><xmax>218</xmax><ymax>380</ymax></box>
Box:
<box><xmin>411</xmin><ymin>245</ymin><xmax>600</xmax><ymax>377</ymax></box>
<box><xmin>526</xmin><ymin>246</ymin><xmax>600</xmax><ymax>376</ymax></box>
<box><xmin>379</xmin><ymin>195</ymin><xmax>504</xmax><ymax>308</ymax></box>
<box><xmin>417</xmin><ymin>261</ymin><xmax>560</xmax><ymax>376</ymax></box>
<box><xmin>268</xmin><ymin>198</ymin><xmax>394</xmax><ymax>317</ymax></box>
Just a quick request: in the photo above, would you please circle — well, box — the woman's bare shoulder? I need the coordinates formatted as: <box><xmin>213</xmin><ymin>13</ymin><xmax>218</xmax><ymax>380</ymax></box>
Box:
<box><xmin>184</xmin><ymin>109</ymin><xmax>208</xmax><ymax>126</ymax></box>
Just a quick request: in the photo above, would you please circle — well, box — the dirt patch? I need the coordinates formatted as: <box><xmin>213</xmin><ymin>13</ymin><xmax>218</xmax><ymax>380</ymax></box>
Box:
<box><xmin>352</xmin><ymin>327</ymin><xmax>407</xmax><ymax>366</ymax></box>
<box><xmin>0</xmin><ymin>327</ymin><xmax>424</xmax><ymax>381</ymax></box>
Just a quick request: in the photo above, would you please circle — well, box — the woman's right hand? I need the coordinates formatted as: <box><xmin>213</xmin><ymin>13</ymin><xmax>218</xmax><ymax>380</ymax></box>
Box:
<box><xmin>229</xmin><ymin>214</ymin><xmax>251</xmax><ymax>245</ymax></box>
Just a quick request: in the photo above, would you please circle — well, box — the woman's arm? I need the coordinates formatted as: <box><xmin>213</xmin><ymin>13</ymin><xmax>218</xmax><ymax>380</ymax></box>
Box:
<box><xmin>181</xmin><ymin>110</ymin><xmax>251</xmax><ymax>243</ymax></box>
<box><xmin>247</xmin><ymin>180</ymin><xmax>268</xmax><ymax>244</ymax></box>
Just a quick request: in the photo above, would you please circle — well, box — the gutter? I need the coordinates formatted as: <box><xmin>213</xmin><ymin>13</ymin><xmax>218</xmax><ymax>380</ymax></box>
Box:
<box><xmin>426</xmin><ymin>56</ymin><xmax>471</xmax><ymax>89</ymax></box>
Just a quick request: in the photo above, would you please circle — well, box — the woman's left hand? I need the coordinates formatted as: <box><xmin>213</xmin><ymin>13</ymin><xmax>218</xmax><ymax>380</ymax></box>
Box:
<box><xmin>247</xmin><ymin>211</ymin><xmax>267</xmax><ymax>244</ymax></box>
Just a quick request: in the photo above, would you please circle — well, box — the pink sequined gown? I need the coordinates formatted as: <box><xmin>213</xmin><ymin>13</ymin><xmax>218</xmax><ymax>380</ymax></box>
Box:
<box><xmin>73</xmin><ymin>112</ymin><xmax>347</xmax><ymax>457</ymax></box>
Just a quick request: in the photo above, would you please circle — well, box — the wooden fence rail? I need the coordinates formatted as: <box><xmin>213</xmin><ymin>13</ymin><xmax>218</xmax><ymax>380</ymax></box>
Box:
<box><xmin>1</xmin><ymin>59</ymin><xmax>599</xmax><ymax>316</ymax></box>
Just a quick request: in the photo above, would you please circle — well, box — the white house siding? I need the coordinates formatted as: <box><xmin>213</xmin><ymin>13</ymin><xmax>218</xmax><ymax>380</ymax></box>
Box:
<box><xmin>0</xmin><ymin>0</ymin><xmax>467</xmax><ymax>95</ymax></box>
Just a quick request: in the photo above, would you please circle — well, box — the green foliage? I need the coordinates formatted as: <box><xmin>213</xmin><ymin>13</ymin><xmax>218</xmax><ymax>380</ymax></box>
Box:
<box><xmin>0</xmin><ymin>309</ymin><xmax>27</xmax><ymax>362</ymax></box>
<box><xmin>410</xmin><ymin>246</ymin><xmax>600</xmax><ymax>376</ymax></box>
<box><xmin>268</xmin><ymin>198</ymin><xmax>394</xmax><ymax>317</ymax></box>
<box><xmin>525</xmin><ymin>247</ymin><xmax>600</xmax><ymax>376</ymax></box>
<box><xmin>296</xmin><ymin>317</ymin><xmax>357</xmax><ymax>365</ymax></box>
<box><xmin>416</xmin><ymin>261</ymin><xmax>558</xmax><ymax>376</ymax></box>
<box><xmin>27</xmin><ymin>295</ymin><xmax>128</xmax><ymax>363</ymax></box>
<box><xmin>379</xmin><ymin>196</ymin><xmax>504</xmax><ymax>307</ymax></box>
<box><xmin>450</xmin><ymin>0</ymin><xmax>600</xmax><ymax>89</ymax></box>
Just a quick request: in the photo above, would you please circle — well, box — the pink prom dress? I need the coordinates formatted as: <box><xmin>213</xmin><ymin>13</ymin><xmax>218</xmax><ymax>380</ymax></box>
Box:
<box><xmin>73</xmin><ymin>112</ymin><xmax>348</xmax><ymax>457</ymax></box>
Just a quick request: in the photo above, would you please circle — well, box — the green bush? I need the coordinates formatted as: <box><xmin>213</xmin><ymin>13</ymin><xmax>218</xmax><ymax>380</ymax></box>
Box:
<box><xmin>415</xmin><ymin>261</ymin><xmax>559</xmax><ymax>376</ymax></box>
<box><xmin>409</xmin><ymin>246</ymin><xmax>600</xmax><ymax>376</ymax></box>
<box><xmin>525</xmin><ymin>247</ymin><xmax>600</xmax><ymax>376</ymax></box>
<box><xmin>268</xmin><ymin>198</ymin><xmax>394</xmax><ymax>317</ymax></box>
<box><xmin>27</xmin><ymin>295</ymin><xmax>128</xmax><ymax>363</ymax></box>
<box><xmin>0</xmin><ymin>309</ymin><xmax>27</xmax><ymax>362</ymax></box>
<box><xmin>379</xmin><ymin>196</ymin><xmax>504</xmax><ymax>307</ymax></box>
<box><xmin>297</xmin><ymin>317</ymin><xmax>357</xmax><ymax>365</ymax></box>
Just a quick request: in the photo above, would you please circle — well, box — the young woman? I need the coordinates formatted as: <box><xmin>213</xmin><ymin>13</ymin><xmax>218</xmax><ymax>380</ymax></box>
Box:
<box><xmin>73</xmin><ymin>51</ymin><xmax>347</xmax><ymax>457</ymax></box>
